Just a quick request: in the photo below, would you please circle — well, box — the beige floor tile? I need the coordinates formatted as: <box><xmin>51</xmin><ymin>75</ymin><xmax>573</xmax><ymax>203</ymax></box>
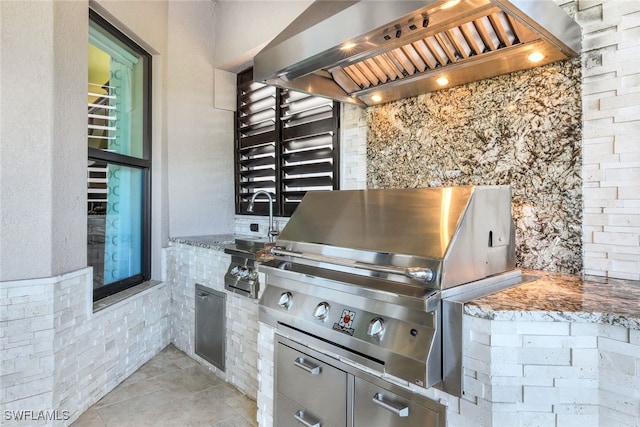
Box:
<box><xmin>71</xmin><ymin>409</ymin><xmax>105</xmax><ymax>427</ymax></box>
<box><xmin>71</xmin><ymin>345</ymin><xmax>257</xmax><ymax>427</ymax></box>
<box><xmin>95</xmin><ymin>388</ymin><xmax>177</xmax><ymax>426</ymax></box>
<box><xmin>155</xmin><ymin>364</ymin><xmax>224</xmax><ymax>395</ymax></box>
<box><xmin>134</xmin><ymin>356</ymin><xmax>182</xmax><ymax>380</ymax></box>
<box><xmin>211</xmin><ymin>415</ymin><xmax>256</xmax><ymax>427</ymax></box>
<box><xmin>93</xmin><ymin>378</ymin><xmax>164</xmax><ymax>408</ymax></box>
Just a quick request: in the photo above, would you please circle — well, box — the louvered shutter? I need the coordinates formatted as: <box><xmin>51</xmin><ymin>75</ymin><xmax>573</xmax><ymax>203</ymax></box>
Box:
<box><xmin>87</xmin><ymin>83</ymin><xmax>113</xmax><ymax>210</ymax></box>
<box><xmin>236</xmin><ymin>72</ymin><xmax>277</xmax><ymax>215</ymax></box>
<box><xmin>280</xmin><ymin>90</ymin><xmax>339</xmax><ymax>216</ymax></box>
<box><xmin>235</xmin><ymin>68</ymin><xmax>340</xmax><ymax>217</ymax></box>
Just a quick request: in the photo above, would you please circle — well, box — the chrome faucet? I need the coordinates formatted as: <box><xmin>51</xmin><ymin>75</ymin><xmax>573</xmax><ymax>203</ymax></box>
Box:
<box><xmin>247</xmin><ymin>190</ymin><xmax>278</xmax><ymax>242</ymax></box>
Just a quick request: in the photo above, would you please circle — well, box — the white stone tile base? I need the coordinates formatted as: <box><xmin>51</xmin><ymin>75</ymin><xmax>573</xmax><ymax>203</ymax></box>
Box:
<box><xmin>0</xmin><ymin>268</ymin><xmax>170</xmax><ymax>426</ymax></box>
<box><xmin>166</xmin><ymin>242</ymin><xmax>260</xmax><ymax>400</ymax></box>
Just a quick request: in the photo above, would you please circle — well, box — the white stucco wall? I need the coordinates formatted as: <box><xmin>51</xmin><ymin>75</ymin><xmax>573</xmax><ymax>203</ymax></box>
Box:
<box><xmin>0</xmin><ymin>1</ymin><xmax>87</xmax><ymax>281</ymax></box>
<box><xmin>166</xmin><ymin>0</ymin><xmax>235</xmax><ymax>237</ymax></box>
<box><xmin>0</xmin><ymin>0</ymin><xmax>174</xmax><ymax>282</ymax></box>
<box><xmin>212</xmin><ymin>0</ymin><xmax>312</xmax><ymax>71</ymax></box>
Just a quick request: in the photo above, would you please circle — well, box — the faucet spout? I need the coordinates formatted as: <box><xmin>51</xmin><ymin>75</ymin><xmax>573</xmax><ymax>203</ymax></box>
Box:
<box><xmin>247</xmin><ymin>190</ymin><xmax>278</xmax><ymax>242</ymax></box>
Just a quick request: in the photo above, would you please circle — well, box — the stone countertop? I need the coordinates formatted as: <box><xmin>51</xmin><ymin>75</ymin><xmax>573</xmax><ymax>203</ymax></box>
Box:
<box><xmin>465</xmin><ymin>270</ymin><xmax>640</xmax><ymax>330</ymax></box>
<box><xmin>169</xmin><ymin>234</ymin><xmax>270</xmax><ymax>253</ymax></box>
<box><xmin>169</xmin><ymin>234</ymin><xmax>236</xmax><ymax>251</ymax></box>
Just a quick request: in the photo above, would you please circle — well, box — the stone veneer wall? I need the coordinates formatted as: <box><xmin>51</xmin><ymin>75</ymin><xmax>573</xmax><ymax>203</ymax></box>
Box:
<box><xmin>366</xmin><ymin>58</ymin><xmax>583</xmax><ymax>274</ymax></box>
<box><xmin>458</xmin><ymin>317</ymin><xmax>640</xmax><ymax>426</ymax></box>
<box><xmin>341</xmin><ymin>104</ymin><xmax>369</xmax><ymax>190</ymax></box>
<box><xmin>233</xmin><ymin>215</ymin><xmax>289</xmax><ymax>241</ymax></box>
<box><xmin>166</xmin><ymin>242</ymin><xmax>260</xmax><ymax>399</ymax></box>
<box><xmin>0</xmin><ymin>268</ymin><xmax>170</xmax><ymax>426</ymax></box>
<box><xmin>577</xmin><ymin>0</ymin><xmax>640</xmax><ymax>280</ymax></box>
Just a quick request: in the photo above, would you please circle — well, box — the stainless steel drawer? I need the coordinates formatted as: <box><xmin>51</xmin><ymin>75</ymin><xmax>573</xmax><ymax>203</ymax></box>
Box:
<box><xmin>354</xmin><ymin>377</ymin><xmax>443</xmax><ymax>427</ymax></box>
<box><xmin>276</xmin><ymin>393</ymin><xmax>337</xmax><ymax>427</ymax></box>
<box><xmin>276</xmin><ymin>342</ymin><xmax>347</xmax><ymax>427</ymax></box>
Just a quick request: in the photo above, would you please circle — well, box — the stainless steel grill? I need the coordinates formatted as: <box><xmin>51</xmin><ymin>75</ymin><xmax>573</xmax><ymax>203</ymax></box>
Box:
<box><xmin>259</xmin><ymin>186</ymin><xmax>520</xmax><ymax>402</ymax></box>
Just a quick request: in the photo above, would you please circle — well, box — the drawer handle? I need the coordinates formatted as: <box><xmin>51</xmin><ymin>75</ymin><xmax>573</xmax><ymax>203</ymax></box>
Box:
<box><xmin>372</xmin><ymin>393</ymin><xmax>409</xmax><ymax>417</ymax></box>
<box><xmin>196</xmin><ymin>293</ymin><xmax>209</xmax><ymax>299</ymax></box>
<box><xmin>293</xmin><ymin>357</ymin><xmax>321</xmax><ymax>375</ymax></box>
<box><xmin>294</xmin><ymin>410</ymin><xmax>321</xmax><ymax>427</ymax></box>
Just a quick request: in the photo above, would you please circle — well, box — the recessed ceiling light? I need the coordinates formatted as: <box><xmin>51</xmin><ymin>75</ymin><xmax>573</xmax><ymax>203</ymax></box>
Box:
<box><xmin>371</xmin><ymin>94</ymin><xmax>382</xmax><ymax>103</ymax></box>
<box><xmin>527</xmin><ymin>51</ymin><xmax>545</xmax><ymax>63</ymax></box>
<box><xmin>436</xmin><ymin>76</ymin><xmax>449</xmax><ymax>86</ymax></box>
<box><xmin>341</xmin><ymin>42</ymin><xmax>356</xmax><ymax>51</ymax></box>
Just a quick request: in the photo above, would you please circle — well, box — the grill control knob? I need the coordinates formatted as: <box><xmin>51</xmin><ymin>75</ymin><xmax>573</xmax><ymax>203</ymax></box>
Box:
<box><xmin>367</xmin><ymin>317</ymin><xmax>385</xmax><ymax>340</ymax></box>
<box><xmin>313</xmin><ymin>302</ymin><xmax>330</xmax><ymax>320</ymax></box>
<box><xmin>278</xmin><ymin>292</ymin><xmax>293</xmax><ymax>309</ymax></box>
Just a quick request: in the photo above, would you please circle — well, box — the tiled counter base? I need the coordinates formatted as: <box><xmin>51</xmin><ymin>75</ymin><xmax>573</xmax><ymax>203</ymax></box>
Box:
<box><xmin>462</xmin><ymin>271</ymin><xmax>640</xmax><ymax>426</ymax></box>
<box><xmin>166</xmin><ymin>237</ymin><xmax>261</xmax><ymax>400</ymax></box>
<box><xmin>257</xmin><ymin>271</ymin><xmax>640</xmax><ymax>427</ymax></box>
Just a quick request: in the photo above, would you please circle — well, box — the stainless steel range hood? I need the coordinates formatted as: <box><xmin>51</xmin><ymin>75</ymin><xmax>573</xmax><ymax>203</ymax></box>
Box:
<box><xmin>253</xmin><ymin>0</ymin><xmax>581</xmax><ymax>107</ymax></box>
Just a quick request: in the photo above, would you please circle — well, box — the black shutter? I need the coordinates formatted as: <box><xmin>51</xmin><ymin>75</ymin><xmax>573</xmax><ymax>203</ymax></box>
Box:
<box><xmin>280</xmin><ymin>90</ymin><xmax>340</xmax><ymax>216</ymax></box>
<box><xmin>236</xmin><ymin>70</ymin><xmax>277</xmax><ymax>215</ymax></box>
<box><xmin>235</xmin><ymin>69</ymin><xmax>340</xmax><ymax>217</ymax></box>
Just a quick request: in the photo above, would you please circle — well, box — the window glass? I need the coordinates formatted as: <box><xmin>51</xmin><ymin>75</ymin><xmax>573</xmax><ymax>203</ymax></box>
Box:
<box><xmin>89</xmin><ymin>21</ymin><xmax>146</xmax><ymax>159</ymax></box>
<box><xmin>88</xmin><ymin>162</ymin><xmax>144</xmax><ymax>286</ymax></box>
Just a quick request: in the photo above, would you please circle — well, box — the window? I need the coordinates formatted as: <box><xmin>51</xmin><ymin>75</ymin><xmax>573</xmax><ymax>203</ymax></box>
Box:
<box><xmin>235</xmin><ymin>68</ymin><xmax>340</xmax><ymax>217</ymax></box>
<box><xmin>88</xmin><ymin>10</ymin><xmax>151</xmax><ymax>301</ymax></box>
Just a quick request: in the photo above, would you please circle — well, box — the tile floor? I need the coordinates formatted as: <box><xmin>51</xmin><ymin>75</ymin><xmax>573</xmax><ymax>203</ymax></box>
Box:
<box><xmin>71</xmin><ymin>345</ymin><xmax>257</xmax><ymax>427</ymax></box>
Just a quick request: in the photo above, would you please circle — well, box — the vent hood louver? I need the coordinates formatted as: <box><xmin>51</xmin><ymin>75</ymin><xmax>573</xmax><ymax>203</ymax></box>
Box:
<box><xmin>253</xmin><ymin>0</ymin><xmax>581</xmax><ymax>107</ymax></box>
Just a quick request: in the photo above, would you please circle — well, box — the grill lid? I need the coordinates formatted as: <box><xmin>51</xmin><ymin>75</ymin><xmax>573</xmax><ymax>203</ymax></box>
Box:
<box><xmin>274</xmin><ymin>186</ymin><xmax>516</xmax><ymax>289</ymax></box>
<box><xmin>280</xmin><ymin>187</ymin><xmax>471</xmax><ymax>259</ymax></box>
<box><xmin>253</xmin><ymin>0</ymin><xmax>581</xmax><ymax>106</ymax></box>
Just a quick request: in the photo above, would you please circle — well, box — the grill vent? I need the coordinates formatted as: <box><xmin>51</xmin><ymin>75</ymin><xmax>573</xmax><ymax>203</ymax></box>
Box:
<box><xmin>335</xmin><ymin>10</ymin><xmax>527</xmax><ymax>92</ymax></box>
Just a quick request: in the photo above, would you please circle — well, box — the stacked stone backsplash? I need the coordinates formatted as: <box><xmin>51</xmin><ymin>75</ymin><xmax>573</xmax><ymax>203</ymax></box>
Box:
<box><xmin>367</xmin><ymin>58</ymin><xmax>582</xmax><ymax>273</ymax></box>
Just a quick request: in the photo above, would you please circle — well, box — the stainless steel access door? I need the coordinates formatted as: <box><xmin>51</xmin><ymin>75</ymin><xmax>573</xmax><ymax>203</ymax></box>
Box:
<box><xmin>195</xmin><ymin>284</ymin><xmax>226</xmax><ymax>371</ymax></box>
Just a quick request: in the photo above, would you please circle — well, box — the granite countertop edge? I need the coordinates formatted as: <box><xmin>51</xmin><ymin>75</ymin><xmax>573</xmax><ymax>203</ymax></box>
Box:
<box><xmin>168</xmin><ymin>237</ymin><xmax>640</xmax><ymax>330</ymax></box>
<box><xmin>464</xmin><ymin>269</ymin><xmax>640</xmax><ymax>330</ymax></box>
<box><xmin>169</xmin><ymin>234</ymin><xmax>251</xmax><ymax>251</ymax></box>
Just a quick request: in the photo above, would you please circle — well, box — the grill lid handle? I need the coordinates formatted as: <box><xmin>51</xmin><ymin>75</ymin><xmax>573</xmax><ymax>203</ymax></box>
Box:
<box><xmin>405</xmin><ymin>267</ymin><xmax>434</xmax><ymax>282</ymax></box>
<box><xmin>271</xmin><ymin>247</ymin><xmax>434</xmax><ymax>283</ymax></box>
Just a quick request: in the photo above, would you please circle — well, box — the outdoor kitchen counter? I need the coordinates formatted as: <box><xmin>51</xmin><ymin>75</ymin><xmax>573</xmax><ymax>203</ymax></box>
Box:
<box><xmin>167</xmin><ymin>237</ymin><xmax>640</xmax><ymax>332</ymax></box>
<box><xmin>170</xmin><ymin>234</ymin><xmax>236</xmax><ymax>250</ymax></box>
<box><xmin>465</xmin><ymin>270</ymin><xmax>640</xmax><ymax>330</ymax></box>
